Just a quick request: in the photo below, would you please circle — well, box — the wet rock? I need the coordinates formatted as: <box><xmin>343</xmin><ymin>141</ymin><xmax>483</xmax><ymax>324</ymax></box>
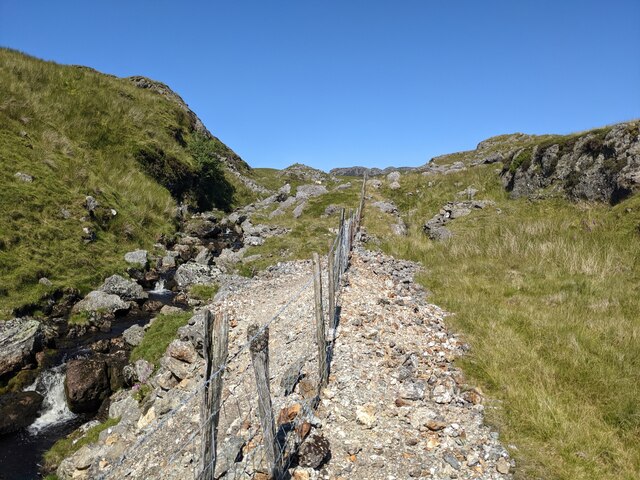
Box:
<box><xmin>99</xmin><ymin>274</ymin><xmax>148</xmax><ymax>302</ymax></box>
<box><xmin>0</xmin><ymin>317</ymin><xmax>43</xmax><ymax>377</ymax></box>
<box><xmin>65</xmin><ymin>358</ymin><xmax>111</xmax><ymax>413</ymax></box>
<box><xmin>0</xmin><ymin>391</ymin><xmax>44</xmax><ymax>434</ymax></box>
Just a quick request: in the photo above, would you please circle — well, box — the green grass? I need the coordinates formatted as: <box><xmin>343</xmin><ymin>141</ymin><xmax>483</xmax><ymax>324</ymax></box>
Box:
<box><xmin>365</xmin><ymin>165</ymin><xmax>640</xmax><ymax>479</ymax></box>
<box><xmin>0</xmin><ymin>48</ymin><xmax>245</xmax><ymax>318</ymax></box>
<box><xmin>129</xmin><ymin>311</ymin><xmax>192</xmax><ymax>366</ymax></box>
<box><xmin>237</xmin><ymin>181</ymin><xmax>362</xmax><ymax>275</ymax></box>
<box><xmin>43</xmin><ymin>417</ymin><xmax>120</xmax><ymax>472</ymax></box>
<box><xmin>188</xmin><ymin>283</ymin><xmax>219</xmax><ymax>301</ymax></box>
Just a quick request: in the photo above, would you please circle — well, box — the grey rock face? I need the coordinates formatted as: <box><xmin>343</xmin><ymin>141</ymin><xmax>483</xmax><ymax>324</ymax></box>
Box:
<box><xmin>100</xmin><ymin>274</ymin><xmax>147</xmax><ymax>302</ymax></box>
<box><xmin>293</xmin><ymin>202</ymin><xmax>306</xmax><ymax>218</ymax></box>
<box><xmin>72</xmin><ymin>291</ymin><xmax>129</xmax><ymax>315</ymax></box>
<box><xmin>0</xmin><ymin>318</ymin><xmax>43</xmax><ymax>377</ymax></box>
<box><xmin>295</xmin><ymin>184</ymin><xmax>328</xmax><ymax>199</ymax></box>
<box><xmin>423</xmin><ymin>200</ymin><xmax>493</xmax><ymax>241</ymax></box>
<box><xmin>124</xmin><ymin>250</ymin><xmax>148</xmax><ymax>268</ymax></box>
<box><xmin>502</xmin><ymin>121</ymin><xmax>640</xmax><ymax>203</ymax></box>
<box><xmin>194</xmin><ymin>247</ymin><xmax>213</xmax><ymax>265</ymax></box>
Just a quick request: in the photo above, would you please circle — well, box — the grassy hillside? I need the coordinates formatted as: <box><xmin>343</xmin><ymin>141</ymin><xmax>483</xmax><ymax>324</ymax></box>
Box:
<box><xmin>0</xmin><ymin>49</ymin><xmax>248</xmax><ymax>318</ymax></box>
<box><xmin>365</xmin><ymin>161</ymin><xmax>640</xmax><ymax>479</ymax></box>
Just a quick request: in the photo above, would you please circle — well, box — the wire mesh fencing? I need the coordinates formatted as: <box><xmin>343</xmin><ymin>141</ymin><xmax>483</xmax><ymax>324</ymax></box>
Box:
<box><xmin>98</xmin><ymin>176</ymin><xmax>366</xmax><ymax>480</ymax></box>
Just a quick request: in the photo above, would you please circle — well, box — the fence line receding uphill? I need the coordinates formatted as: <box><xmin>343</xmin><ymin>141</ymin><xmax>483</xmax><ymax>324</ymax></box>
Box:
<box><xmin>99</xmin><ymin>175</ymin><xmax>367</xmax><ymax>480</ymax></box>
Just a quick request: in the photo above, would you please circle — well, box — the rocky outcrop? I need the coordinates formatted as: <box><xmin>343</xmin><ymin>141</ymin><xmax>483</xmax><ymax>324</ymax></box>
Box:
<box><xmin>0</xmin><ymin>391</ymin><xmax>44</xmax><ymax>434</ymax></box>
<box><xmin>424</xmin><ymin>199</ymin><xmax>495</xmax><ymax>241</ymax></box>
<box><xmin>501</xmin><ymin>121</ymin><xmax>640</xmax><ymax>203</ymax></box>
<box><xmin>0</xmin><ymin>318</ymin><xmax>43</xmax><ymax>378</ymax></box>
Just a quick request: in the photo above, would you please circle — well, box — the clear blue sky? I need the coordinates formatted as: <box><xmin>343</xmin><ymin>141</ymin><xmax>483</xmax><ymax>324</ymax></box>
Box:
<box><xmin>1</xmin><ymin>1</ymin><xmax>639</xmax><ymax>170</ymax></box>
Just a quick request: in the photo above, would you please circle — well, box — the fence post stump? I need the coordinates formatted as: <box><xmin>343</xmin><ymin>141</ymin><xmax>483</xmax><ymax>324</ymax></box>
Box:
<box><xmin>312</xmin><ymin>252</ymin><xmax>328</xmax><ymax>389</ymax></box>
<box><xmin>248</xmin><ymin>324</ymin><xmax>281</xmax><ymax>478</ymax></box>
<box><xmin>200</xmin><ymin>310</ymin><xmax>229</xmax><ymax>480</ymax></box>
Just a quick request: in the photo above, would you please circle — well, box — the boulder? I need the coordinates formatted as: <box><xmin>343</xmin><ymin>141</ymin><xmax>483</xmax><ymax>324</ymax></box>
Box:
<box><xmin>0</xmin><ymin>318</ymin><xmax>43</xmax><ymax>377</ymax></box>
<box><xmin>194</xmin><ymin>247</ymin><xmax>212</xmax><ymax>265</ymax></box>
<box><xmin>0</xmin><ymin>391</ymin><xmax>44</xmax><ymax>434</ymax></box>
<box><xmin>371</xmin><ymin>201</ymin><xmax>398</xmax><ymax>214</ymax></box>
<box><xmin>293</xmin><ymin>202</ymin><xmax>306</xmax><ymax>218</ymax></box>
<box><xmin>389</xmin><ymin>181</ymin><xmax>401</xmax><ymax>190</ymax></box>
<box><xmin>72</xmin><ymin>291</ymin><xmax>129</xmax><ymax>315</ymax></box>
<box><xmin>295</xmin><ymin>184</ymin><xmax>328</xmax><ymax>199</ymax></box>
<box><xmin>14</xmin><ymin>172</ymin><xmax>33</xmax><ymax>183</ymax></box>
<box><xmin>386</xmin><ymin>171</ymin><xmax>401</xmax><ymax>183</ymax></box>
<box><xmin>123</xmin><ymin>324</ymin><xmax>145</xmax><ymax>347</ymax></box>
<box><xmin>99</xmin><ymin>274</ymin><xmax>147</xmax><ymax>302</ymax></box>
<box><xmin>174</xmin><ymin>262</ymin><xmax>221</xmax><ymax>288</ymax></box>
<box><xmin>183</xmin><ymin>217</ymin><xmax>220</xmax><ymax>238</ymax></box>
<box><xmin>166</xmin><ymin>339</ymin><xmax>198</xmax><ymax>364</ymax></box>
<box><xmin>298</xmin><ymin>433</ymin><xmax>330</xmax><ymax>469</ymax></box>
<box><xmin>425</xmin><ymin>226</ymin><xmax>453</xmax><ymax>241</ymax></box>
<box><xmin>124</xmin><ymin>250</ymin><xmax>148</xmax><ymax>268</ymax></box>
<box><xmin>65</xmin><ymin>358</ymin><xmax>111</xmax><ymax>413</ymax></box>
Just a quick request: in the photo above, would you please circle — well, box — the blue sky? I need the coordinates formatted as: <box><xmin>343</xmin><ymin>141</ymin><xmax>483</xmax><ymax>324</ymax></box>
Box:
<box><xmin>1</xmin><ymin>1</ymin><xmax>639</xmax><ymax>170</ymax></box>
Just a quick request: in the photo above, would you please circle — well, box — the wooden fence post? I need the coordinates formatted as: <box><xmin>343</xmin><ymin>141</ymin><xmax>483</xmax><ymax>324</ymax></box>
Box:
<box><xmin>312</xmin><ymin>252</ymin><xmax>328</xmax><ymax>389</ymax></box>
<box><xmin>200</xmin><ymin>310</ymin><xmax>229</xmax><ymax>480</ymax></box>
<box><xmin>248</xmin><ymin>324</ymin><xmax>281</xmax><ymax>478</ymax></box>
<box><xmin>327</xmin><ymin>243</ymin><xmax>336</xmax><ymax>333</ymax></box>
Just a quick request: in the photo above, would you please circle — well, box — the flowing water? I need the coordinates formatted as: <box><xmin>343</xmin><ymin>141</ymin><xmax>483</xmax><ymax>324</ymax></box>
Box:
<box><xmin>0</xmin><ymin>306</ymin><xmax>170</xmax><ymax>479</ymax></box>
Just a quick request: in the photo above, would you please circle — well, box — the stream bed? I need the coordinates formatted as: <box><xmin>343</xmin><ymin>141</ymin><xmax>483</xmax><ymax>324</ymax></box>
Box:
<box><xmin>0</xmin><ymin>287</ymin><xmax>174</xmax><ymax>480</ymax></box>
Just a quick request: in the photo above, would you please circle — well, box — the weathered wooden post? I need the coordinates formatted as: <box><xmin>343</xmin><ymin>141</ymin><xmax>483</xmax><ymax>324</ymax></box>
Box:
<box><xmin>327</xmin><ymin>243</ymin><xmax>336</xmax><ymax>333</ymax></box>
<box><xmin>312</xmin><ymin>253</ymin><xmax>328</xmax><ymax>388</ymax></box>
<box><xmin>248</xmin><ymin>324</ymin><xmax>281</xmax><ymax>478</ymax></box>
<box><xmin>200</xmin><ymin>309</ymin><xmax>229</xmax><ymax>480</ymax></box>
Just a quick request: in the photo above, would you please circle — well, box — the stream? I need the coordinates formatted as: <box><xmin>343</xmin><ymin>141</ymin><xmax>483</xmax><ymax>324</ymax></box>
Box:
<box><xmin>0</xmin><ymin>284</ymin><xmax>174</xmax><ymax>480</ymax></box>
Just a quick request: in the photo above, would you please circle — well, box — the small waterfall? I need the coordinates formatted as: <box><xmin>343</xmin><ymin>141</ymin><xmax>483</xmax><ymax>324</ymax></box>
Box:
<box><xmin>152</xmin><ymin>278</ymin><xmax>166</xmax><ymax>292</ymax></box>
<box><xmin>24</xmin><ymin>364</ymin><xmax>76</xmax><ymax>435</ymax></box>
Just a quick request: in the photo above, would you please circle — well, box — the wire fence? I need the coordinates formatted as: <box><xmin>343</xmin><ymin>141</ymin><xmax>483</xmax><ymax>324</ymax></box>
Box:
<box><xmin>99</xmin><ymin>176</ymin><xmax>366</xmax><ymax>480</ymax></box>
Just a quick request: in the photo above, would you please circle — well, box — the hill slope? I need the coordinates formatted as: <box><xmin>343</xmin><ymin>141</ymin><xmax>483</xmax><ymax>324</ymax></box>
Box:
<box><xmin>0</xmin><ymin>48</ymin><xmax>258</xmax><ymax>318</ymax></box>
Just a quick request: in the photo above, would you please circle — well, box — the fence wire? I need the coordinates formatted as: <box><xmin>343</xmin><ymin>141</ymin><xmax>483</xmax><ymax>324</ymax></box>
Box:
<box><xmin>99</xmin><ymin>176</ymin><xmax>366</xmax><ymax>480</ymax></box>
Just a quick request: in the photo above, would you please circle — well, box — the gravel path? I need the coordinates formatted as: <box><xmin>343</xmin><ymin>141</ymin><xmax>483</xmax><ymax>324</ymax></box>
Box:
<box><xmin>57</xmin><ymin>247</ymin><xmax>514</xmax><ymax>480</ymax></box>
